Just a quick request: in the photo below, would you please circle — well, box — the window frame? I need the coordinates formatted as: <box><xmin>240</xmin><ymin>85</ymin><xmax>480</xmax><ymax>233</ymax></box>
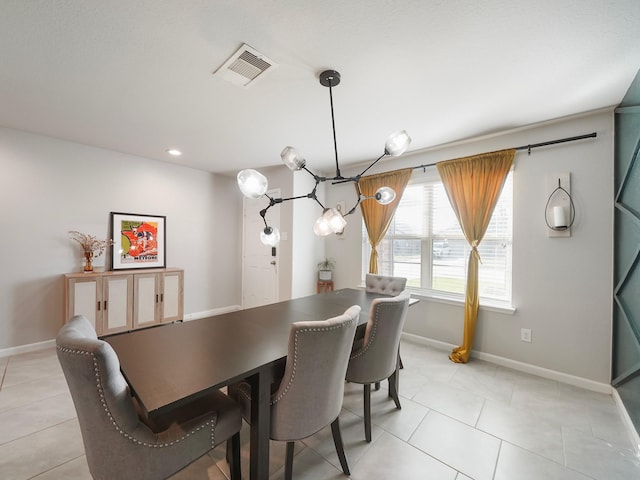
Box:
<box><xmin>362</xmin><ymin>168</ymin><xmax>514</xmax><ymax>312</ymax></box>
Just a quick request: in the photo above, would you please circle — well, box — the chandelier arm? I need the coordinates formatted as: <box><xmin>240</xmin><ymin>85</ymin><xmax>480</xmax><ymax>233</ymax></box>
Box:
<box><xmin>301</xmin><ymin>165</ymin><xmax>326</xmax><ymax>183</ymax></box>
<box><xmin>305</xmin><ymin>180</ymin><xmax>327</xmax><ymax>210</ymax></box>
<box><xmin>344</xmin><ymin>199</ymin><xmax>362</xmax><ymax>216</ymax></box>
<box><xmin>343</xmin><ymin>180</ymin><xmax>364</xmax><ymax>216</ymax></box>
<box><xmin>313</xmin><ymin>196</ymin><xmax>327</xmax><ymax>210</ymax></box>
<box><xmin>262</xmin><ymin>186</ymin><xmax>327</xmax><ymax>214</ymax></box>
<box><xmin>259</xmin><ymin>207</ymin><xmax>271</xmax><ymax>229</ymax></box>
<box><xmin>358</xmin><ymin>152</ymin><xmax>388</xmax><ymax>177</ymax></box>
<box><xmin>278</xmin><ymin>194</ymin><xmax>311</xmax><ymax>202</ymax></box>
<box><xmin>330</xmin><ymin>176</ymin><xmax>358</xmax><ymax>185</ymax></box>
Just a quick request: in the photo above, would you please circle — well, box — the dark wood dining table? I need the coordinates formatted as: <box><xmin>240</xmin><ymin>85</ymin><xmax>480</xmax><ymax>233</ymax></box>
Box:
<box><xmin>105</xmin><ymin>288</ymin><xmax>390</xmax><ymax>480</ymax></box>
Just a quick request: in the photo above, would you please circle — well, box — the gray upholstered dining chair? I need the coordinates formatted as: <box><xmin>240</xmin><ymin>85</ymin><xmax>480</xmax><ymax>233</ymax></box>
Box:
<box><xmin>365</xmin><ymin>273</ymin><xmax>407</xmax><ymax>296</ymax></box>
<box><xmin>235</xmin><ymin>305</ymin><xmax>361</xmax><ymax>480</ymax></box>
<box><xmin>364</xmin><ymin>273</ymin><xmax>408</xmax><ymax>381</ymax></box>
<box><xmin>346</xmin><ymin>291</ymin><xmax>410</xmax><ymax>442</ymax></box>
<box><xmin>56</xmin><ymin>315</ymin><xmax>242</xmax><ymax>480</ymax></box>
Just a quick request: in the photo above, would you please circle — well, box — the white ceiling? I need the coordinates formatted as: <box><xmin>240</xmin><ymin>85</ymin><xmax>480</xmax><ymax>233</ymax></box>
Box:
<box><xmin>1</xmin><ymin>1</ymin><xmax>639</xmax><ymax>175</ymax></box>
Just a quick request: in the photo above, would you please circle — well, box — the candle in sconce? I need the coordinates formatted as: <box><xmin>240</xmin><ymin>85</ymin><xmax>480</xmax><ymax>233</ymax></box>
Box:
<box><xmin>553</xmin><ymin>205</ymin><xmax>567</xmax><ymax>228</ymax></box>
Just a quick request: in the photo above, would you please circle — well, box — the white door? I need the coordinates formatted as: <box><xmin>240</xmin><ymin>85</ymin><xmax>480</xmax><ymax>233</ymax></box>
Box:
<box><xmin>242</xmin><ymin>190</ymin><xmax>280</xmax><ymax>308</ymax></box>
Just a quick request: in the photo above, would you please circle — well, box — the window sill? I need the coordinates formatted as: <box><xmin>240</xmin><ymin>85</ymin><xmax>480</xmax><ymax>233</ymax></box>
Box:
<box><xmin>407</xmin><ymin>288</ymin><xmax>516</xmax><ymax>315</ymax></box>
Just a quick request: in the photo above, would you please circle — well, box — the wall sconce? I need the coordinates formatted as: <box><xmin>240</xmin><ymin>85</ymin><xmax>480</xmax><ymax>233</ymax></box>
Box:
<box><xmin>545</xmin><ymin>173</ymin><xmax>574</xmax><ymax>237</ymax></box>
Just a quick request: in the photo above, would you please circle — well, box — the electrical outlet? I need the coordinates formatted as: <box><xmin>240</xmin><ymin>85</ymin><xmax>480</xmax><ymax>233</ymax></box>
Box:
<box><xmin>521</xmin><ymin>328</ymin><xmax>532</xmax><ymax>343</ymax></box>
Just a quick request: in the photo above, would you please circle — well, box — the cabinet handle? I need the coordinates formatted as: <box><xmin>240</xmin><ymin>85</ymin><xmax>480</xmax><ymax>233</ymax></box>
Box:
<box><xmin>104</xmin><ymin>300</ymin><xmax>107</xmax><ymax>310</ymax></box>
<box><xmin>97</xmin><ymin>301</ymin><xmax>101</xmax><ymax>311</ymax></box>
<box><xmin>160</xmin><ymin>293</ymin><xmax>164</xmax><ymax>302</ymax></box>
<box><xmin>156</xmin><ymin>294</ymin><xmax>159</xmax><ymax>303</ymax></box>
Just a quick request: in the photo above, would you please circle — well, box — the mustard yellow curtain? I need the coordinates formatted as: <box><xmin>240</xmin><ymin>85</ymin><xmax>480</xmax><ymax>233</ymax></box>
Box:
<box><xmin>436</xmin><ymin>149</ymin><xmax>515</xmax><ymax>363</ymax></box>
<box><xmin>359</xmin><ymin>168</ymin><xmax>413</xmax><ymax>273</ymax></box>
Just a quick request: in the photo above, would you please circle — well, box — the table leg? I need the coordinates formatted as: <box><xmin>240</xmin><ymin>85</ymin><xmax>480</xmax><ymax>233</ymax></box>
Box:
<box><xmin>248</xmin><ymin>369</ymin><xmax>271</xmax><ymax>480</ymax></box>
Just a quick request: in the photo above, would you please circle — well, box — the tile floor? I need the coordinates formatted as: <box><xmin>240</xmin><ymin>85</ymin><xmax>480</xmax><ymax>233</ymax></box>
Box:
<box><xmin>1</xmin><ymin>339</ymin><xmax>639</xmax><ymax>479</ymax></box>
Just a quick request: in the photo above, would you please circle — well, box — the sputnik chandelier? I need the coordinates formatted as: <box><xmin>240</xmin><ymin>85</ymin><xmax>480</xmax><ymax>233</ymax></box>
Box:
<box><xmin>237</xmin><ymin>70</ymin><xmax>411</xmax><ymax>247</ymax></box>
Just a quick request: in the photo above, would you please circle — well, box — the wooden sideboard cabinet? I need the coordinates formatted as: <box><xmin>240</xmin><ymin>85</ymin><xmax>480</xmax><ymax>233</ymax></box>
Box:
<box><xmin>64</xmin><ymin>268</ymin><xmax>184</xmax><ymax>336</ymax></box>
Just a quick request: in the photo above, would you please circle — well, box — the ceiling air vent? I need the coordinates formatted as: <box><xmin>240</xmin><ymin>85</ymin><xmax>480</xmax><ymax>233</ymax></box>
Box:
<box><xmin>214</xmin><ymin>44</ymin><xmax>276</xmax><ymax>87</ymax></box>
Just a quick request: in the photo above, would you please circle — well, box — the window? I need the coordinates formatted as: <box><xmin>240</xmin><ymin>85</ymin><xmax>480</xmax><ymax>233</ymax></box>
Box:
<box><xmin>362</xmin><ymin>169</ymin><xmax>513</xmax><ymax>304</ymax></box>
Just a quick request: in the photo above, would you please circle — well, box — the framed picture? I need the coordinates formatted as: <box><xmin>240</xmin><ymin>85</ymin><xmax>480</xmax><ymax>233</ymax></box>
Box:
<box><xmin>110</xmin><ymin>212</ymin><xmax>166</xmax><ymax>270</ymax></box>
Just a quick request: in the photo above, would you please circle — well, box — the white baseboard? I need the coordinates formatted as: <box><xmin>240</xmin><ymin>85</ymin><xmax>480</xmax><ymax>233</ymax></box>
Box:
<box><xmin>0</xmin><ymin>339</ymin><xmax>56</xmax><ymax>359</ymax></box>
<box><xmin>401</xmin><ymin>332</ymin><xmax>612</xmax><ymax>394</ymax></box>
<box><xmin>612</xmin><ymin>389</ymin><xmax>640</xmax><ymax>455</ymax></box>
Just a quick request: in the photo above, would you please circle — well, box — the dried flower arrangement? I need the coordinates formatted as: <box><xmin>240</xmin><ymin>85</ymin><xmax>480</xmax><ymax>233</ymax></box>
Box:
<box><xmin>68</xmin><ymin>231</ymin><xmax>113</xmax><ymax>272</ymax></box>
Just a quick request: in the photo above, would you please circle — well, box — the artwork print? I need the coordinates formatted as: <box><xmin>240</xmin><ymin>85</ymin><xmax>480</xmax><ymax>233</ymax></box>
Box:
<box><xmin>110</xmin><ymin>212</ymin><xmax>166</xmax><ymax>270</ymax></box>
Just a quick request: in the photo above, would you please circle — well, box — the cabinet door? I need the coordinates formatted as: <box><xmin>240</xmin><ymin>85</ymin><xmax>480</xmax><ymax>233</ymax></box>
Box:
<box><xmin>102</xmin><ymin>275</ymin><xmax>133</xmax><ymax>335</ymax></box>
<box><xmin>67</xmin><ymin>276</ymin><xmax>102</xmax><ymax>334</ymax></box>
<box><xmin>134</xmin><ymin>273</ymin><xmax>160</xmax><ymax>328</ymax></box>
<box><xmin>161</xmin><ymin>270</ymin><xmax>183</xmax><ymax>323</ymax></box>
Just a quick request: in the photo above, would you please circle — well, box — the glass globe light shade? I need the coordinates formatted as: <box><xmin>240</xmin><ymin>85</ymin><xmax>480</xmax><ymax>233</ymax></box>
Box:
<box><xmin>375</xmin><ymin>186</ymin><xmax>396</xmax><ymax>205</ymax></box>
<box><xmin>313</xmin><ymin>212</ymin><xmax>333</xmax><ymax>236</ymax></box>
<box><xmin>280</xmin><ymin>146</ymin><xmax>306</xmax><ymax>171</ymax></box>
<box><xmin>326</xmin><ymin>208</ymin><xmax>347</xmax><ymax>233</ymax></box>
<box><xmin>237</xmin><ymin>169</ymin><xmax>268</xmax><ymax>199</ymax></box>
<box><xmin>260</xmin><ymin>226</ymin><xmax>280</xmax><ymax>246</ymax></box>
<box><xmin>384</xmin><ymin>130</ymin><xmax>411</xmax><ymax>156</ymax></box>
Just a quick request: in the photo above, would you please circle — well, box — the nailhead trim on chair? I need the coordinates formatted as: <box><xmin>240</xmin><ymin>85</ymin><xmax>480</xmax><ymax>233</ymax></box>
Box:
<box><xmin>269</xmin><ymin>319</ymin><xmax>356</xmax><ymax>405</ymax></box>
<box><xmin>349</xmin><ymin>303</ymin><xmax>395</xmax><ymax>360</ymax></box>
<box><xmin>237</xmin><ymin>318</ymin><xmax>358</xmax><ymax>408</ymax></box>
<box><xmin>57</xmin><ymin>345</ymin><xmax>217</xmax><ymax>448</ymax></box>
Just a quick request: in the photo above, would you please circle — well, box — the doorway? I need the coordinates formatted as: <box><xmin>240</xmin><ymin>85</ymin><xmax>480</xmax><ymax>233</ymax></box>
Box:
<box><xmin>242</xmin><ymin>189</ymin><xmax>280</xmax><ymax>308</ymax></box>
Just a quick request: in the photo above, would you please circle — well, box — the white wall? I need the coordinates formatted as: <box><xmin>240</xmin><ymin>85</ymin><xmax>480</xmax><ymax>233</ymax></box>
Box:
<box><xmin>0</xmin><ymin>127</ymin><xmax>241</xmax><ymax>350</ymax></box>
<box><xmin>325</xmin><ymin>110</ymin><xmax>614</xmax><ymax>383</ymax></box>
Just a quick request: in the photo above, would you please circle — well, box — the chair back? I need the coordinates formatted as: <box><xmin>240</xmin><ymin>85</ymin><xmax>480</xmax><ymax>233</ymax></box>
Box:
<box><xmin>57</xmin><ymin>315</ymin><xmax>222</xmax><ymax>480</ymax></box>
<box><xmin>269</xmin><ymin>305</ymin><xmax>360</xmax><ymax>441</ymax></box>
<box><xmin>346</xmin><ymin>292</ymin><xmax>411</xmax><ymax>384</ymax></box>
<box><xmin>365</xmin><ymin>273</ymin><xmax>407</xmax><ymax>296</ymax></box>
<box><xmin>56</xmin><ymin>316</ymin><xmax>153</xmax><ymax>478</ymax></box>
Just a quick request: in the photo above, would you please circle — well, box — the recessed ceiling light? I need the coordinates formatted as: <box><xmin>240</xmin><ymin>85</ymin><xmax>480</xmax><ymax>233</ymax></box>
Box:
<box><xmin>166</xmin><ymin>148</ymin><xmax>182</xmax><ymax>157</ymax></box>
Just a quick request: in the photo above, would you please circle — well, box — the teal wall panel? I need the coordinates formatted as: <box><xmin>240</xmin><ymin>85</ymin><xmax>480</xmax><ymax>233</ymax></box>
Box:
<box><xmin>618</xmin><ymin>375</ymin><xmax>640</xmax><ymax>434</ymax></box>
<box><xmin>613</xmin><ymin>300</ymin><xmax>640</xmax><ymax>381</ymax></box>
<box><xmin>613</xmin><ymin>68</ymin><xmax>640</xmax><ymax>438</ymax></box>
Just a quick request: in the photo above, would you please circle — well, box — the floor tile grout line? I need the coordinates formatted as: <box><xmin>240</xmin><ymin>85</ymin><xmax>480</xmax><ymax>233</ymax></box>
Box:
<box><xmin>0</xmin><ymin>390</ymin><xmax>75</xmax><ymax>419</ymax></box>
<box><xmin>27</xmin><ymin>453</ymin><xmax>87</xmax><ymax>480</ymax></box>
<box><xmin>396</xmin><ymin>414</ymin><xmax>467</xmax><ymax>479</ymax></box>
<box><xmin>0</xmin><ymin>357</ymin><xmax>9</xmax><ymax>390</ymax></box>
<box><xmin>491</xmin><ymin>439</ymin><xmax>503</xmax><ymax>480</ymax></box>
<box><xmin>0</xmin><ymin>387</ymin><xmax>73</xmax><ymax>410</ymax></box>
<box><xmin>474</xmin><ymin>398</ymin><xmax>487</xmax><ymax>429</ymax></box>
<box><xmin>0</xmin><ymin>416</ymin><xmax>78</xmax><ymax>447</ymax></box>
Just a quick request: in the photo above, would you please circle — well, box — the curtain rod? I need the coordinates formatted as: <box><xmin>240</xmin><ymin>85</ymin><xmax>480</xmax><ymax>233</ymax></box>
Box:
<box><xmin>411</xmin><ymin>132</ymin><xmax>597</xmax><ymax>171</ymax></box>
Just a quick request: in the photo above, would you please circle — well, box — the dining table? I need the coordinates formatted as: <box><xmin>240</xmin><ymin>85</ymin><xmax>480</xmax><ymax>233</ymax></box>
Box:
<box><xmin>105</xmin><ymin>287</ymin><xmax>394</xmax><ymax>480</ymax></box>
